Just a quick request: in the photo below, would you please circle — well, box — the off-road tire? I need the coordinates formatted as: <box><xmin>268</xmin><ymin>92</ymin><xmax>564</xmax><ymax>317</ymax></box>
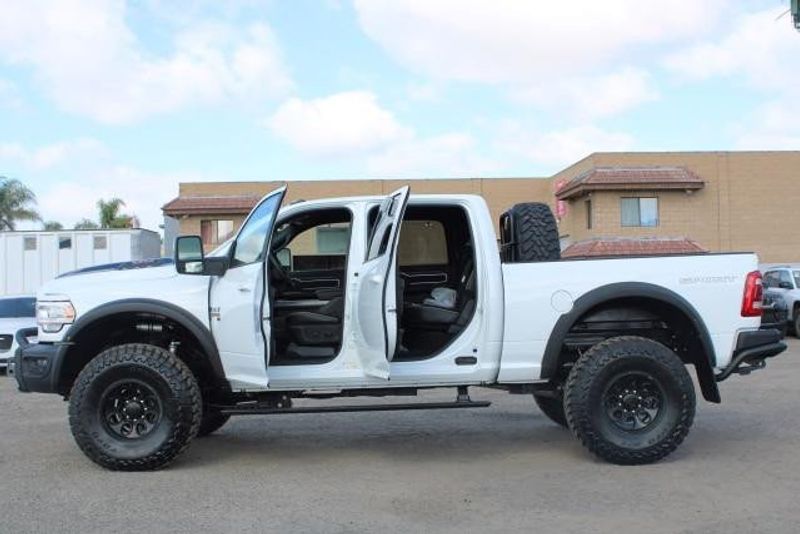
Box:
<box><xmin>505</xmin><ymin>203</ymin><xmax>560</xmax><ymax>262</ymax></box>
<box><xmin>533</xmin><ymin>392</ymin><xmax>567</xmax><ymax>427</ymax></box>
<box><xmin>197</xmin><ymin>409</ymin><xmax>231</xmax><ymax>437</ymax></box>
<box><xmin>564</xmin><ymin>336</ymin><xmax>695</xmax><ymax>465</ymax></box>
<box><xmin>68</xmin><ymin>343</ymin><xmax>201</xmax><ymax>471</ymax></box>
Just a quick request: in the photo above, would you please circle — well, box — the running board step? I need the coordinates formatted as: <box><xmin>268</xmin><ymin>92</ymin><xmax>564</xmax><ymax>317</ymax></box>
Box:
<box><xmin>221</xmin><ymin>400</ymin><xmax>491</xmax><ymax>416</ymax></box>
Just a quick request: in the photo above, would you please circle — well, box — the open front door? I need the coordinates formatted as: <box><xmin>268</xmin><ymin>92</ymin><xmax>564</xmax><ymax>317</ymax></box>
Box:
<box><xmin>210</xmin><ymin>186</ymin><xmax>286</xmax><ymax>389</ymax></box>
<box><xmin>354</xmin><ymin>186</ymin><xmax>410</xmax><ymax>379</ymax></box>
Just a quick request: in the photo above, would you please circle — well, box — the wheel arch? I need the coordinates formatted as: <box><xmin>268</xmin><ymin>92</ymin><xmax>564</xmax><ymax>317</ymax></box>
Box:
<box><xmin>541</xmin><ymin>282</ymin><xmax>720</xmax><ymax>403</ymax></box>
<box><xmin>54</xmin><ymin>299</ymin><xmax>230</xmax><ymax>397</ymax></box>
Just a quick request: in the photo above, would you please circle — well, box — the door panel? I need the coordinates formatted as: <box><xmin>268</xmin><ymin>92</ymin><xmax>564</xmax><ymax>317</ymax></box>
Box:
<box><xmin>353</xmin><ymin>186</ymin><xmax>410</xmax><ymax>378</ymax></box>
<box><xmin>288</xmin><ymin>268</ymin><xmax>346</xmax><ymax>291</ymax></box>
<box><xmin>210</xmin><ymin>187</ymin><xmax>286</xmax><ymax>388</ymax></box>
<box><xmin>399</xmin><ymin>264</ymin><xmax>449</xmax><ymax>301</ymax></box>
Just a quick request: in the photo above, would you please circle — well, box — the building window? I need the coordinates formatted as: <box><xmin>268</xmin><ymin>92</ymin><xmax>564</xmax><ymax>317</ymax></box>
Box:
<box><xmin>201</xmin><ymin>219</ymin><xmax>235</xmax><ymax>246</ymax></box>
<box><xmin>621</xmin><ymin>197</ymin><xmax>658</xmax><ymax>227</ymax></box>
<box><xmin>316</xmin><ymin>225</ymin><xmax>350</xmax><ymax>254</ymax></box>
<box><xmin>58</xmin><ymin>236</ymin><xmax>72</xmax><ymax>250</ymax></box>
<box><xmin>585</xmin><ymin>199</ymin><xmax>592</xmax><ymax>229</ymax></box>
<box><xmin>23</xmin><ymin>237</ymin><xmax>37</xmax><ymax>251</ymax></box>
<box><xmin>93</xmin><ymin>236</ymin><xmax>107</xmax><ymax>250</ymax></box>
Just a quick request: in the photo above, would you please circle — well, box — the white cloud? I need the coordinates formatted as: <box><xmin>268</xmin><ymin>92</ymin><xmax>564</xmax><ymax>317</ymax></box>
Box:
<box><xmin>405</xmin><ymin>82</ymin><xmax>442</xmax><ymax>103</ymax></box>
<box><xmin>0</xmin><ymin>138</ymin><xmax>207</xmax><ymax>232</ymax></box>
<box><xmin>35</xmin><ymin>166</ymin><xmax>199</xmax><ymax>233</ymax></box>
<box><xmin>0</xmin><ymin>138</ymin><xmax>107</xmax><ymax>171</ymax></box>
<box><xmin>355</xmin><ymin>0</ymin><xmax>721</xmax><ymax>82</ymax></box>
<box><xmin>0</xmin><ymin>1</ymin><xmax>291</xmax><ymax>124</ymax></box>
<box><xmin>267</xmin><ymin>89</ymin><xmax>496</xmax><ymax>175</ymax></box>
<box><xmin>0</xmin><ymin>78</ymin><xmax>23</xmax><ymax>110</ymax></box>
<box><xmin>664</xmin><ymin>8</ymin><xmax>799</xmax><ymax>92</ymax></box>
<box><xmin>354</xmin><ymin>0</ymin><xmax>720</xmax><ymax>116</ymax></box>
<box><xmin>665</xmin><ymin>6</ymin><xmax>800</xmax><ymax>150</ymax></box>
<box><xmin>267</xmin><ymin>91</ymin><xmax>410</xmax><ymax>156</ymax></box>
<box><xmin>734</xmin><ymin>99</ymin><xmax>800</xmax><ymax>150</ymax></box>
<box><xmin>366</xmin><ymin>132</ymin><xmax>497</xmax><ymax>177</ymax></box>
<box><xmin>513</xmin><ymin>67</ymin><xmax>659</xmax><ymax>120</ymax></box>
<box><xmin>498</xmin><ymin>123</ymin><xmax>634</xmax><ymax>167</ymax></box>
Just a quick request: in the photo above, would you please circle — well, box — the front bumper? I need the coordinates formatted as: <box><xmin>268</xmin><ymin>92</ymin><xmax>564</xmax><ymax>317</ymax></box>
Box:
<box><xmin>716</xmin><ymin>328</ymin><xmax>787</xmax><ymax>382</ymax></box>
<box><xmin>10</xmin><ymin>327</ymin><xmax>66</xmax><ymax>394</ymax></box>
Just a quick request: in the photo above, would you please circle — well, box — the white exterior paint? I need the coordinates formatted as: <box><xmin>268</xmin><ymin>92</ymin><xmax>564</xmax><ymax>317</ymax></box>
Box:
<box><xmin>33</xmin><ymin>193</ymin><xmax>758</xmax><ymax>392</ymax></box>
<box><xmin>498</xmin><ymin>254</ymin><xmax>760</xmax><ymax>383</ymax></box>
<box><xmin>0</xmin><ymin>229</ymin><xmax>161</xmax><ymax>296</ymax></box>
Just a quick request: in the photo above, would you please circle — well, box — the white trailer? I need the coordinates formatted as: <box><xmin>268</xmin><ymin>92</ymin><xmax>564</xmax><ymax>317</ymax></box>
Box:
<box><xmin>0</xmin><ymin>229</ymin><xmax>161</xmax><ymax>296</ymax></box>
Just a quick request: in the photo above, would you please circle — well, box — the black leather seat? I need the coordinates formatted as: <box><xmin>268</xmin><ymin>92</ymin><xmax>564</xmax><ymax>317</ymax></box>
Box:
<box><xmin>285</xmin><ymin>297</ymin><xmax>344</xmax><ymax>351</ymax></box>
<box><xmin>404</xmin><ymin>244</ymin><xmax>476</xmax><ymax>333</ymax></box>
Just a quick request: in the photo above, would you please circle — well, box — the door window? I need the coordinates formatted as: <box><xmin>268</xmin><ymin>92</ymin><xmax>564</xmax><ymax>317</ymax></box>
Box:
<box><xmin>285</xmin><ymin>220</ymin><xmax>351</xmax><ymax>272</ymax></box>
<box><xmin>763</xmin><ymin>271</ymin><xmax>779</xmax><ymax>288</ymax></box>
<box><xmin>231</xmin><ymin>194</ymin><xmax>282</xmax><ymax>267</ymax></box>
<box><xmin>397</xmin><ymin>220</ymin><xmax>447</xmax><ymax>266</ymax></box>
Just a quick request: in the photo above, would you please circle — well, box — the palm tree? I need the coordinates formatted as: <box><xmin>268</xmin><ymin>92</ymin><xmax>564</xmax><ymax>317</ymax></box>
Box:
<box><xmin>97</xmin><ymin>198</ymin><xmax>131</xmax><ymax>228</ymax></box>
<box><xmin>0</xmin><ymin>177</ymin><xmax>40</xmax><ymax>230</ymax></box>
<box><xmin>74</xmin><ymin>218</ymin><xmax>100</xmax><ymax>230</ymax></box>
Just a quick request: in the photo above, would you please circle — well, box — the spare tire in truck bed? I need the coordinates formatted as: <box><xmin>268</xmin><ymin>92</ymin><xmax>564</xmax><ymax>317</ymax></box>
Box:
<box><xmin>499</xmin><ymin>203</ymin><xmax>561</xmax><ymax>263</ymax></box>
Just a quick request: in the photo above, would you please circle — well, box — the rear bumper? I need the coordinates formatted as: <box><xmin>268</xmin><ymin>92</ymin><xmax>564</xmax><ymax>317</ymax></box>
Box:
<box><xmin>10</xmin><ymin>327</ymin><xmax>65</xmax><ymax>394</ymax></box>
<box><xmin>716</xmin><ymin>328</ymin><xmax>787</xmax><ymax>382</ymax></box>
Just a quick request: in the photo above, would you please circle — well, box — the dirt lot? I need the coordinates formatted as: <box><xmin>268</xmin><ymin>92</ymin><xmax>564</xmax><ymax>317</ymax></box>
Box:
<box><xmin>1</xmin><ymin>339</ymin><xmax>799</xmax><ymax>533</ymax></box>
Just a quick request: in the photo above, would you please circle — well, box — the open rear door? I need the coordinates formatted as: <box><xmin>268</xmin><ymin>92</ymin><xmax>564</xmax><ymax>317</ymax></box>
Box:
<box><xmin>353</xmin><ymin>186</ymin><xmax>410</xmax><ymax>379</ymax></box>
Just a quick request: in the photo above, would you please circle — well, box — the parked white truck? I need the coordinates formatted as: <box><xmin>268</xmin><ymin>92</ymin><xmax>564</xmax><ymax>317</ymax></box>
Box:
<box><xmin>11</xmin><ymin>187</ymin><xmax>786</xmax><ymax>470</ymax></box>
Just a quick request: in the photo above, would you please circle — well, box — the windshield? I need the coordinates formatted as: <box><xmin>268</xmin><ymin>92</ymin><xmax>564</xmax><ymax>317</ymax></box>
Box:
<box><xmin>207</xmin><ymin>238</ymin><xmax>233</xmax><ymax>258</ymax></box>
<box><xmin>230</xmin><ymin>191</ymin><xmax>284</xmax><ymax>267</ymax></box>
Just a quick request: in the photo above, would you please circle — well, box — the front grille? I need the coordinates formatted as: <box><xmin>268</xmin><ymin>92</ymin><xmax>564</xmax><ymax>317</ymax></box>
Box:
<box><xmin>0</xmin><ymin>334</ymin><xmax>12</xmax><ymax>351</ymax></box>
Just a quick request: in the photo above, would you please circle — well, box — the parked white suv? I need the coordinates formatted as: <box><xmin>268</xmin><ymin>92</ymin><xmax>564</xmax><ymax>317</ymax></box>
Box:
<box><xmin>763</xmin><ymin>266</ymin><xmax>800</xmax><ymax>336</ymax></box>
<box><xmin>0</xmin><ymin>296</ymin><xmax>36</xmax><ymax>373</ymax></box>
<box><xmin>11</xmin><ymin>187</ymin><xmax>786</xmax><ymax>470</ymax></box>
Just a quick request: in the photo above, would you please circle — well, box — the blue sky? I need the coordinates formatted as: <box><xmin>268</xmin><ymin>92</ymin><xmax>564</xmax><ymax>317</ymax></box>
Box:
<box><xmin>0</xmin><ymin>0</ymin><xmax>797</xmax><ymax>231</ymax></box>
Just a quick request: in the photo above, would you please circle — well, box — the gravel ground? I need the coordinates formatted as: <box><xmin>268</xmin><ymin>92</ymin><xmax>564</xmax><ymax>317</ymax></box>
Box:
<box><xmin>1</xmin><ymin>339</ymin><xmax>799</xmax><ymax>533</ymax></box>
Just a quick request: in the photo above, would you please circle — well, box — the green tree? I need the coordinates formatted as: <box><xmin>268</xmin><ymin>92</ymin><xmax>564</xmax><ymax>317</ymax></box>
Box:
<box><xmin>97</xmin><ymin>198</ymin><xmax>131</xmax><ymax>228</ymax></box>
<box><xmin>74</xmin><ymin>218</ymin><xmax>100</xmax><ymax>230</ymax></box>
<box><xmin>43</xmin><ymin>221</ymin><xmax>64</xmax><ymax>231</ymax></box>
<box><xmin>0</xmin><ymin>177</ymin><xmax>40</xmax><ymax>230</ymax></box>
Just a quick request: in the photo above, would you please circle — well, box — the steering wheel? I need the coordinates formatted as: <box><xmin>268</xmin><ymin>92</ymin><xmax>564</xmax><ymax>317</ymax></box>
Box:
<box><xmin>268</xmin><ymin>251</ymin><xmax>294</xmax><ymax>289</ymax></box>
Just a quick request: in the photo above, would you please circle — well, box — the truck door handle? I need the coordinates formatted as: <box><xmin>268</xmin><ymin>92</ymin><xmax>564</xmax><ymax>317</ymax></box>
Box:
<box><xmin>237</xmin><ymin>286</ymin><xmax>251</xmax><ymax>293</ymax></box>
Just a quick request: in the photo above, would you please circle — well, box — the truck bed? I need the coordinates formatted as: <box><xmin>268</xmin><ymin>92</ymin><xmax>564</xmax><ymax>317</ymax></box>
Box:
<box><xmin>497</xmin><ymin>253</ymin><xmax>760</xmax><ymax>383</ymax></box>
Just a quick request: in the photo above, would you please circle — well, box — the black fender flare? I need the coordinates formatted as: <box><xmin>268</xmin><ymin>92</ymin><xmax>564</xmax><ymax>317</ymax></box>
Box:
<box><xmin>56</xmin><ymin>298</ymin><xmax>229</xmax><ymax>393</ymax></box>
<box><xmin>541</xmin><ymin>282</ymin><xmax>721</xmax><ymax>403</ymax></box>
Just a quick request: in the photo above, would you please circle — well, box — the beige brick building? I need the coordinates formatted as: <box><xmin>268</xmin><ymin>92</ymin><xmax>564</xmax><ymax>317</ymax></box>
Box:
<box><xmin>162</xmin><ymin>151</ymin><xmax>800</xmax><ymax>263</ymax></box>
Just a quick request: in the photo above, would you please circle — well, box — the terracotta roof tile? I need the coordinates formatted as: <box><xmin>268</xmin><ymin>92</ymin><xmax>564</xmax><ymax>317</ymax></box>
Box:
<box><xmin>562</xmin><ymin>237</ymin><xmax>707</xmax><ymax>258</ymax></box>
<box><xmin>556</xmin><ymin>166</ymin><xmax>704</xmax><ymax>200</ymax></box>
<box><xmin>162</xmin><ymin>195</ymin><xmax>261</xmax><ymax>216</ymax></box>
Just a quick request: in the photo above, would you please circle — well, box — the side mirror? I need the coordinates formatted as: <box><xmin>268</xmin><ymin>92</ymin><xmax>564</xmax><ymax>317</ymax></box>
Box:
<box><xmin>276</xmin><ymin>247</ymin><xmax>292</xmax><ymax>269</ymax></box>
<box><xmin>175</xmin><ymin>236</ymin><xmax>228</xmax><ymax>276</ymax></box>
<box><xmin>779</xmin><ymin>281</ymin><xmax>793</xmax><ymax>290</ymax></box>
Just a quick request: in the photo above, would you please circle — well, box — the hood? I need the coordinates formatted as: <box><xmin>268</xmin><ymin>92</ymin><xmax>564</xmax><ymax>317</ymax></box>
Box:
<box><xmin>58</xmin><ymin>258</ymin><xmax>174</xmax><ymax>278</ymax></box>
<box><xmin>40</xmin><ymin>263</ymin><xmax>179</xmax><ymax>299</ymax></box>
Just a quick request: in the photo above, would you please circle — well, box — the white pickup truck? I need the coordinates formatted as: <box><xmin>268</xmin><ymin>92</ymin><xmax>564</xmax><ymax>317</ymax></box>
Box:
<box><xmin>11</xmin><ymin>186</ymin><xmax>786</xmax><ymax>470</ymax></box>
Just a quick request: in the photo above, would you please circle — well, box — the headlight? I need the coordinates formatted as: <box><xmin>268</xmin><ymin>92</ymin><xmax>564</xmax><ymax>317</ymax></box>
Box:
<box><xmin>37</xmin><ymin>301</ymin><xmax>76</xmax><ymax>333</ymax></box>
